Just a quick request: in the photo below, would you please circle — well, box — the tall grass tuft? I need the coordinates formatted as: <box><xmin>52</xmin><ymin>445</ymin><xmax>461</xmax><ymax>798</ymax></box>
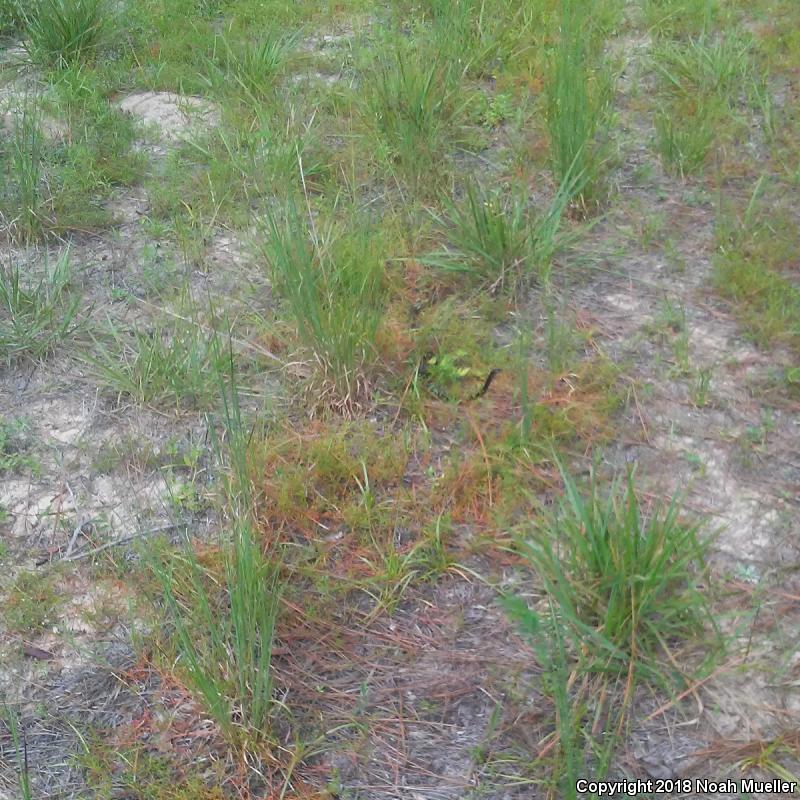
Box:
<box><xmin>156</xmin><ymin>523</ymin><xmax>281</xmax><ymax>743</ymax></box>
<box><xmin>0</xmin><ymin>0</ymin><xmax>25</xmax><ymax>33</ymax></box>
<box><xmin>645</xmin><ymin>0</ymin><xmax>717</xmax><ymax>38</ymax></box>
<box><xmin>424</xmin><ymin>167</ymin><xmax>585</xmax><ymax>289</ymax></box>
<box><xmin>502</xmin><ymin>600</ymin><xmax>603</xmax><ymax>800</ymax></box>
<box><xmin>366</xmin><ymin>49</ymin><xmax>465</xmax><ymax>194</ymax></box>
<box><xmin>263</xmin><ymin>202</ymin><xmax>385</xmax><ymax>413</ymax></box>
<box><xmin>212</xmin><ymin>31</ymin><xmax>298</xmax><ymax>104</ymax></box>
<box><xmin>424</xmin><ymin>182</ymin><xmax>529</xmax><ymax>291</ymax></box>
<box><xmin>546</xmin><ymin>0</ymin><xmax>612</xmax><ymax>208</ymax></box>
<box><xmin>651</xmin><ymin>35</ymin><xmax>752</xmax><ymax>176</ymax></box>
<box><xmin>2</xmin><ymin>100</ymin><xmax>48</xmax><ymax>241</ymax></box>
<box><xmin>514</xmin><ymin>459</ymin><xmax>716</xmax><ymax>683</ymax></box>
<box><xmin>152</xmin><ymin>350</ymin><xmax>282</xmax><ymax>744</ymax></box>
<box><xmin>22</xmin><ymin>0</ymin><xmax>111</xmax><ymax>70</ymax></box>
<box><xmin>423</xmin><ymin>0</ymin><xmax>504</xmax><ymax>78</ymax></box>
<box><xmin>713</xmin><ymin>183</ymin><xmax>800</xmax><ymax>352</ymax></box>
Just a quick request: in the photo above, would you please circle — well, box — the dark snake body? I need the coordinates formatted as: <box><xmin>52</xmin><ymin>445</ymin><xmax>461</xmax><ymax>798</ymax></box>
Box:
<box><xmin>417</xmin><ymin>354</ymin><xmax>501</xmax><ymax>404</ymax></box>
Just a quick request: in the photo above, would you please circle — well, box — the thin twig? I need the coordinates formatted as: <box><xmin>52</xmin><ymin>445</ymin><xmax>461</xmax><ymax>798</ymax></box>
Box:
<box><xmin>62</xmin><ymin>524</ymin><xmax>180</xmax><ymax>562</ymax></box>
<box><xmin>466</xmin><ymin>410</ymin><xmax>493</xmax><ymax>508</ymax></box>
<box><xmin>64</xmin><ymin>516</ymin><xmax>94</xmax><ymax>559</ymax></box>
<box><xmin>644</xmin><ymin>657</ymin><xmax>744</xmax><ymax>722</ymax></box>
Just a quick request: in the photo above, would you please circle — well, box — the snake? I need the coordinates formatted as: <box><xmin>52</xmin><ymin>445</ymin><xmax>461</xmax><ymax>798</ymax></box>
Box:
<box><xmin>416</xmin><ymin>353</ymin><xmax>502</xmax><ymax>404</ymax></box>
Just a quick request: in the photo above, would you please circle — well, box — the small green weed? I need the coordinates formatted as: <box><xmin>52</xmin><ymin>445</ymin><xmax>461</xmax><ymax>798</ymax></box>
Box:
<box><xmin>654</xmin><ymin>105</ymin><xmax>716</xmax><ymax>177</ymax></box>
<box><xmin>410</xmin><ymin>513</ymin><xmax>458</xmax><ymax>578</ymax></box>
<box><xmin>544</xmin><ymin>298</ymin><xmax>579</xmax><ymax>376</ymax></box>
<box><xmin>0</xmin><ymin>417</ymin><xmax>39</xmax><ymax>474</ymax></box>
<box><xmin>691</xmin><ymin>367</ymin><xmax>713</xmax><ymax>407</ymax></box>
<box><xmin>358</xmin><ymin>543</ymin><xmax>419</xmax><ymax>616</ymax></box>
<box><xmin>783</xmin><ymin>366</ymin><xmax>800</xmax><ymax>397</ymax></box>
<box><xmin>5</xmin><ymin>570</ymin><xmax>60</xmax><ymax>633</ymax></box>
<box><xmin>479</xmin><ymin>90</ymin><xmax>515</xmax><ymax>127</ymax></box>
<box><xmin>164</xmin><ymin>473</ymin><xmax>207</xmax><ymax>517</ymax></box>
<box><xmin>646</xmin><ymin>298</ymin><xmax>692</xmax><ymax>372</ymax></box>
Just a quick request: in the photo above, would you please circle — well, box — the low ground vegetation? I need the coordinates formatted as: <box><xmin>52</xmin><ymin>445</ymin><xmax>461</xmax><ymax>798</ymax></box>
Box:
<box><xmin>0</xmin><ymin>0</ymin><xmax>799</xmax><ymax>797</ymax></box>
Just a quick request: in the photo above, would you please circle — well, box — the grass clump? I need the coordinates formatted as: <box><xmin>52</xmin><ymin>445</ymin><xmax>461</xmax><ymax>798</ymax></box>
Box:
<box><xmin>514</xmin><ymin>460</ymin><xmax>716</xmax><ymax>682</ymax></box>
<box><xmin>211</xmin><ymin>30</ymin><xmax>299</xmax><ymax>104</ymax></box>
<box><xmin>365</xmin><ymin>49</ymin><xmax>466</xmax><ymax>194</ymax></box>
<box><xmin>0</xmin><ymin>96</ymin><xmax>144</xmax><ymax>240</ymax></box>
<box><xmin>247</xmin><ymin>420</ymin><xmax>408</xmax><ymax>537</ymax></box>
<box><xmin>546</xmin><ymin>0</ymin><xmax>614</xmax><ymax>208</ymax></box>
<box><xmin>60</xmin><ymin>97</ymin><xmax>145</xmax><ymax>188</ymax></box>
<box><xmin>0</xmin><ymin>251</ymin><xmax>83</xmax><ymax>363</ymax></box>
<box><xmin>644</xmin><ymin>0</ymin><xmax>717</xmax><ymax>38</ymax></box>
<box><xmin>22</xmin><ymin>0</ymin><xmax>114</xmax><ymax>70</ymax></box>
<box><xmin>0</xmin><ymin>0</ymin><xmax>24</xmax><ymax>33</ymax></box>
<box><xmin>151</xmin><ymin>370</ymin><xmax>282</xmax><ymax>745</ymax></box>
<box><xmin>263</xmin><ymin>202</ymin><xmax>386</xmax><ymax>413</ymax></box>
<box><xmin>1</xmin><ymin>101</ymin><xmax>48</xmax><ymax>241</ymax></box>
<box><xmin>421</xmin><ymin>0</ymin><xmax>508</xmax><ymax>78</ymax></box>
<box><xmin>654</xmin><ymin>107</ymin><xmax>716</xmax><ymax>177</ymax></box>
<box><xmin>5</xmin><ymin>570</ymin><xmax>60</xmax><ymax>633</ymax></box>
<box><xmin>86</xmin><ymin>317</ymin><xmax>234</xmax><ymax>411</ymax></box>
<box><xmin>424</xmin><ymin>172</ymin><xmax>582</xmax><ymax>290</ymax></box>
<box><xmin>502</xmin><ymin>600</ymin><xmax>616</xmax><ymax>800</ymax></box>
<box><xmin>149</xmin><ymin>117</ymin><xmax>314</xmax><ymax>230</ymax></box>
<box><xmin>0</xmin><ymin>417</ymin><xmax>39</xmax><ymax>474</ymax></box>
<box><xmin>79</xmin><ymin>739</ymin><xmax>226</xmax><ymax>800</ymax></box>
<box><xmin>653</xmin><ymin>33</ymin><xmax>753</xmax><ymax>100</ymax></box>
<box><xmin>713</xmin><ymin>186</ymin><xmax>800</xmax><ymax>352</ymax></box>
<box><xmin>424</xmin><ymin>182</ymin><xmax>529</xmax><ymax>290</ymax></box>
<box><xmin>155</xmin><ymin>524</ymin><xmax>281</xmax><ymax>744</ymax></box>
<box><xmin>716</xmin><ymin>258</ymin><xmax>800</xmax><ymax>352</ymax></box>
<box><xmin>651</xmin><ymin>34</ymin><xmax>754</xmax><ymax>175</ymax></box>
<box><xmin>1</xmin><ymin>707</ymin><xmax>32</xmax><ymax>800</ymax></box>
